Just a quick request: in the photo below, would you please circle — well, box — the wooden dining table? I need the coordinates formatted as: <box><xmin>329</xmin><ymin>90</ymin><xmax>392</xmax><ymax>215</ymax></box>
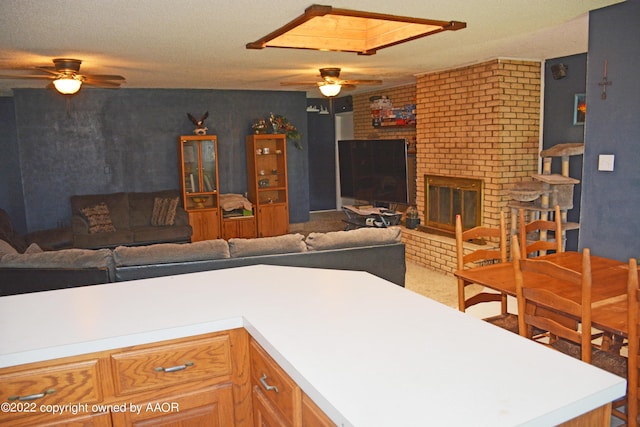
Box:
<box><xmin>454</xmin><ymin>251</ymin><xmax>634</xmax><ymax>337</ymax></box>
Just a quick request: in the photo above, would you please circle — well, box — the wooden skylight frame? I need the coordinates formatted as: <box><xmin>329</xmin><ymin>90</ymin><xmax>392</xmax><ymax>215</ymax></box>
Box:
<box><xmin>246</xmin><ymin>4</ymin><xmax>466</xmax><ymax>55</ymax></box>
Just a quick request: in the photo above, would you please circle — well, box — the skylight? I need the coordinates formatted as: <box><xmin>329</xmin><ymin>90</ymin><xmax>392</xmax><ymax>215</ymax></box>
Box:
<box><xmin>246</xmin><ymin>4</ymin><xmax>466</xmax><ymax>55</ymax></box>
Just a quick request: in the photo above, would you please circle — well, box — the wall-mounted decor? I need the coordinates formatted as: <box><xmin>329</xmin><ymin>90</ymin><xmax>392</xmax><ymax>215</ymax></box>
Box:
<box><xmin>573</xmin><ymin>93</ymin><xmax>586</xmax><ymax>125</ymax></box>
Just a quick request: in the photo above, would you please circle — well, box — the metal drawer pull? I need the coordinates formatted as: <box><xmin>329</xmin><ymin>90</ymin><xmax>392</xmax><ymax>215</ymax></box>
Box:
<box><xmin>260</xmin><ymin>373</ymin><xmax>279</xmax><ymax>393</ymax></box>
<box><xmin>8</xmin><ymin>389</ymin><xmax>56</xmax><ymax>401</ymax></box>
<box><xmin>155</xmin><ymin>361</ymin><xmax>194</xmax><ymax>373</ymax></box>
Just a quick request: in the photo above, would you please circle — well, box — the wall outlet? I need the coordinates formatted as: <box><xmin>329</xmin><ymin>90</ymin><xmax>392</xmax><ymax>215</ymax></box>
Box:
<box><xmin>598</xmin><ymin>154</ymin><xmax>615</xmax><ymax>172</ymax></box>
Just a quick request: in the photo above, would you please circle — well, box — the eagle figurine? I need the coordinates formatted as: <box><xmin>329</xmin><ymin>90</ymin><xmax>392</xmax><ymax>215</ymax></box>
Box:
<box><xmin>187</xmin><ymin>111</ymin><xmax>209</xmax><ymax>135</ymax></box>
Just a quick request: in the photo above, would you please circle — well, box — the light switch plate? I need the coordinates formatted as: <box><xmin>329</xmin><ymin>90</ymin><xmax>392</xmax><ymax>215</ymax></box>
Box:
<box><xmin>598</xmin><ymin>154</ymin><xmax>615</xmax><ymax>171</ymax></box>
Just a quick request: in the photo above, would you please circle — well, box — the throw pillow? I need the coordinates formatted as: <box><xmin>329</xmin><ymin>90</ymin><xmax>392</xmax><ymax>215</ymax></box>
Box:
<box><xmin>80</xmin><ymin>202</ymin><xmax>116</xmax><ymax>234</ymax></box>
<box><xmin>151</xmin><ymin>197</ymin><xmax>180</xmax><ymax>226</ymax></box>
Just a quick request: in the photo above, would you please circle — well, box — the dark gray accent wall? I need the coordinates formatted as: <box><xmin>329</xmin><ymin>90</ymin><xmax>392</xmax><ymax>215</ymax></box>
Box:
<box><xmin>307</xmin><ymin>97</ymin><xmax>336</xmax><ymax>211</ymax></box>
<box><xmin>0</xmin><ymin>97</ymin><xmax>26</xmax><ymax>233</ymax></box>
<box><xmin>579</xmin><ymin>1</ymin><xmax>640</xmax><ymax>261</ymax></box>
<box><xmin>543</xmin><ymin>54</ymin><xmax>587</xmax><ymax>251</ymax></box>
<box><xmin>7</xmin><ymin>88</ymin><xmax>309</xmax><ymax>232</ymax></box>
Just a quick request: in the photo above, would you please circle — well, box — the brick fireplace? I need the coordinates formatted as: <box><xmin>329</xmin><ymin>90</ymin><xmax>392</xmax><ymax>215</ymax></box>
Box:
<box><xmin>353</xmin><ymin>59</ymin><xmax>541</xmax><ymax>275</ymax></box>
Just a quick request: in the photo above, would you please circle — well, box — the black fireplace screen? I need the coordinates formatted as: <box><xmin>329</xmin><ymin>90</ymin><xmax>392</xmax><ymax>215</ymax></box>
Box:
<box><xmin>424</xmin><ymin>175</ymin><xmax>483</xmax><ymax>234</ymax></box>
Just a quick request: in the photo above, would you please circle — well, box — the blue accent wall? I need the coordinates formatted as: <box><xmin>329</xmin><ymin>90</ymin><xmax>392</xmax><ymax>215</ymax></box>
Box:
<box><xmin>4</xmin><ymin>88</ymin><xmax>309</xmax><ymax>232</ymax></box>
<box><xmin>579</xmin><ymin>1</ymin><xmax>640</xmax><ymax>261</ymax></box>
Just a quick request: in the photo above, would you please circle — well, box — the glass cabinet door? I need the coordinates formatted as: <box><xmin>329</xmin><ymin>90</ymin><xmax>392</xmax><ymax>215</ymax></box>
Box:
<box><xmin>200</xmin><ymin>140</ymin><xmax>217</xmax><ymax>192</ymax></box>
<box><xmin>180</xmin><ymin>136</ymin><xmax>219</xmax><ymax>211</ymax></box>
<box><xmin>183</xmin><ymin>140</ymin><xmax>201</xmax><ymax>193</ymax></box>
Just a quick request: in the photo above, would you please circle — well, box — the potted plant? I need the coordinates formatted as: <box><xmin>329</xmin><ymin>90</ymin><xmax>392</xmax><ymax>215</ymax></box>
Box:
<box><xmin>405</xmin><ymin>206</ymin><xmax>420</xmax><ymax>229</ymax></box>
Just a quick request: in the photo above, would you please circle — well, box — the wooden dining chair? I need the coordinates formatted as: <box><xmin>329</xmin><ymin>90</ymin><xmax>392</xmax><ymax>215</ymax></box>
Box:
<box><xmin>512</xmin><ymin>236</ymin><xmax>628</xmax><ymax>423</ymax></box>
<box><xmin>627</xmin><ymin>257</ymin><xmax>639</xmax><ymax>427</ymax></box>
<box><xmin>518</xmin><ymin>205</ymin><xmax>563</xmax><ymax>258</ymax></box>
<box><xmin>455</xmin><ymin>211</ymin><xmax>517</xmax><ymax>332</ymax></box>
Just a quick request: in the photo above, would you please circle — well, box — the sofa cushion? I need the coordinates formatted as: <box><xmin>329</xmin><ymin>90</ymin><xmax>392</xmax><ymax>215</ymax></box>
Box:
<box><xmin>23</xmin><ymin>243</ymin><xmax>43</xmax><ymax>254</ymax></box>
<box><xmin>0</xmin><ymin>248</ymin><xmax>114</xmax><ymax>270</ymax></box>
<box><xmin>80</xmin><ymin>203</ymin><xmax>117</xmax><ymax>234</ymax></box>
<box><xmin>113</xmin><ymin>240</ymin><xmax>230</xmax><ymax>267</ymax></box>
<box><xmin>305</xmin><ymin>227</ymin><xmax>402</xmax><ymax>251</ymax></box>
<box><xmin>0</xmin><ymin>239</ymin><xmax>18</xmax><ymax>257</ymax></box>
<box><xmin>151</xmin><ymin>197</ymin><xmax>180</xmax><ymax>226</ymax></box>
<box><xmin>132</xmin><ymin>225</ymin><xmax>192</xmax><ymax>245</ymax></box>
<box><xmin>229</xmin><ymin>233</ymin><xmax>307</xmax><ymax>258</ymax></box>
<box><xmin>71</xmin><ymin>192</ymin><xmax>130</xmax><ymax>230</ymax></box>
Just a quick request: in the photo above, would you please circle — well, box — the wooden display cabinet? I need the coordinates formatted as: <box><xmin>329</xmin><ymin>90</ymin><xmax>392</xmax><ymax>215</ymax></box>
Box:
<box><xmin>246</xmin><ymin>134</ymin><xmax>289</xmax><ymax>237</ymax></box>
<box><xmin>178</xmin><ymin>135</ymin><xmax>221</xmax><ymax>241</ymax></box>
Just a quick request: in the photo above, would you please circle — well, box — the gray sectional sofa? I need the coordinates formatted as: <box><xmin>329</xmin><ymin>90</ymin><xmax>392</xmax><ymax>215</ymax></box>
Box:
<box><xmin>0</xmin><ymin>227</ymin><xmax>406</xmax><ymax>296</ymax></box>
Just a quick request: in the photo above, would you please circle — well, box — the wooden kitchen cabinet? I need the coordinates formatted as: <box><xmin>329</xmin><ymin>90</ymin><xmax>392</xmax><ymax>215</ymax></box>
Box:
<box><xmin>246</xmin><ymin>134</ymin><xmax>290</xmax><ymax>237</ymax></box>
<box><xmin>250</xmin><ymin>338</ymin><xmax>335</xmax><ymax>427</ymax></box>
<box><xmin>0</xmin><ymin>330</ymin><xmax>333</xmax><ymax>427</ymax></box>
<box><xmin>0</xmin><ymin>329</ymin><xmax>252</xmax><ymax>427</ymax></box>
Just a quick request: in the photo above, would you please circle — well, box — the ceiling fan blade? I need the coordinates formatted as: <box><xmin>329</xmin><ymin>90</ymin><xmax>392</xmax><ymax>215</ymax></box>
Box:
<box><xmin>0</xmin><ymin>74</ymin><xmax>54</xmax><ymax>79</ymax></box>
<box><xmin>280</xmin><ymin>81</ymin><xmax>318</xmax><ymax>86</ymax></box>
<box><xmin>83</xmin><ymin>79</ymin><xmax>122</xmax><ymax>87</ymax></box>
<box><xmin>34</xmin><ymin>66</ymin><xmax>61</xmax><ymax>76</ymax></box>
<box><xmin>83</xmin><ymin>74</ymin><xmax>126</xmax><ymax>81</ymax></box>
<box><xmin>340</xmin><ymin>79</ymin><xmax>382</xmax><ymax>85</ymax></box>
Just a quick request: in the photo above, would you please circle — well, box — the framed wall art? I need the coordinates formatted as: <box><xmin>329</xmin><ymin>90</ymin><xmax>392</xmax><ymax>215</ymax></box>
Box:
<box><xmin>573</xmin><ymin>93</ymin><xmax>586</xmax><ymax>125</ymax></box>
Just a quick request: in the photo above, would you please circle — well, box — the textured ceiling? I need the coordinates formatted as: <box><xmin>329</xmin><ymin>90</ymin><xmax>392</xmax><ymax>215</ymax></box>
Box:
<box><xmin>0</xmin><ymin>0</ymin><xmax>624</xmax><ymax>97</ymax></box>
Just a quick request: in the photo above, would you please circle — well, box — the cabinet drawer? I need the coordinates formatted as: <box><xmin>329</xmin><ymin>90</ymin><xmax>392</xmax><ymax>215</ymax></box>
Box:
<box><xmin>0</xmin><ymin>359</ymin><xmax>104</xmax><ymax>423</ymax></box>
<box><xmin>112</xmin><ymin>334</ymin><xmax>233</xmax><ymax>395</ymax></box>
<box><xmin>250</xmin><ymin>339</ymin><xmax>300</xmax><ymax>426</ymax></box>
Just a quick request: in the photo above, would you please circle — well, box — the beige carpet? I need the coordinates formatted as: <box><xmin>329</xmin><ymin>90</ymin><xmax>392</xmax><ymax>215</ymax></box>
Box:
<box><xmin>404</xmin><ymin>262</ymin><xmax>459</xmax><ymax>308</ymax></box>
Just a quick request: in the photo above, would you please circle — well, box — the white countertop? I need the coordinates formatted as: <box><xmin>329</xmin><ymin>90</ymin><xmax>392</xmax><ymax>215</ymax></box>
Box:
<box><xmin>0</xmin><ymin>265</ymin><xmax>626</xmax><ymax>426</ymax></box>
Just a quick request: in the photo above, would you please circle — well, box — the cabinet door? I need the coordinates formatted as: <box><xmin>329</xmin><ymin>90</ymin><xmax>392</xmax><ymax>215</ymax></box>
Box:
<box><xmin>0</xmin><ymin>358</ymin><xmax>106</xmax><ymax>426</ymax></box>
<box><xmin>223</xmin><ymin>217</ymin><xmax>257</xmax><ymax>240</ymax></box>
<box><xmin>238</xmin><ymin>218</ymin><xmax>257</xmax><ymax>238</ymax></box>
<box><xmin>257</xmin><ymin>205</ymin><xmax>289</xmax><ymax>237</ymax></box>
<box><xmin>111</xmin><ymin>384</ymin><xmax>234</xmax><ymax>427</ymax></box>
<box><xmin>253</xmin><ymin>386</ymin><xmax>291</xmax><ymax>427</ymax></box>
<box><xmin>27</xmin><ymin>412</ymin><xmax>112</xmax><ymax>427</ymax></box>
<box><xmin>250</xmin><ymin>339</ymin><xmax>300</xmax><ymax>426</ymax></box>
<box><xmin>302</xmin><ymin>393</ymin><xmax>335</xmax><ymax>427</ymax></box>
<box><xmin>189</xmin><ymin>210</ymin><xmax>220</xmax><ymax>241</ymax></box>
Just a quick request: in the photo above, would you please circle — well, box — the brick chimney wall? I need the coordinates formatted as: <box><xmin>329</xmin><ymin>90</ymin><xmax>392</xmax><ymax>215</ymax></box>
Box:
<box><xmin>351</xmin><ymin>59</ymin><xmax>541</xmax><ymax>274</ymax></box>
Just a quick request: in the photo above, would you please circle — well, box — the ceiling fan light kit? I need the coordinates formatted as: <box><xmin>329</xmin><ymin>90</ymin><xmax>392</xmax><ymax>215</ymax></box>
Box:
<box><xmin>318</xmin><ymin>83</ymin><xmax>341</xmax><ymax>97</ymax></box>
<box><xmin>247</xmin><ymin>4</ymin><xmax>465</xmax><ymax>55</ymax></box>
<box><xmin>52</xmin><ymin>75</ymin><xmax>83</xmax><ymax>94</ymax></box>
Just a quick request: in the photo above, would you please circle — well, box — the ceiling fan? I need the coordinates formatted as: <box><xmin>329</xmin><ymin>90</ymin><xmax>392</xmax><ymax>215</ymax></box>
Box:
<box><xmin>0</xmin><ymin>58</ymin><xmax>125</xmax><ymax>95</ymax></box>
<box><xmin>281</xmin><ymin>68</ymin><xmax>382</xmax><ymax>97</ymax></box>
